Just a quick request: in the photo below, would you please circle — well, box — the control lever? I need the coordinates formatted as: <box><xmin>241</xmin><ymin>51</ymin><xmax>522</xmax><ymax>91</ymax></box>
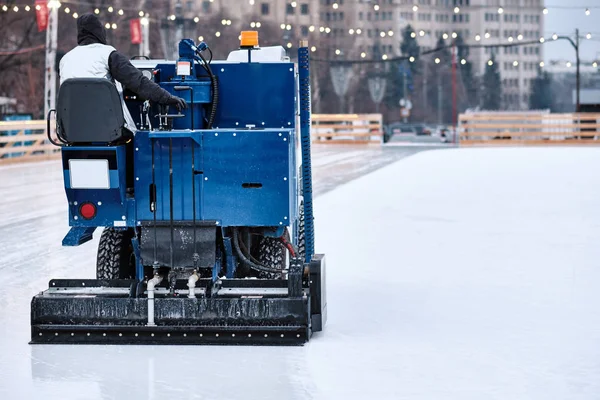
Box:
<box><xmin>174</xmin><ymin>86</ymin><xmax>194</xmax><ymax>130</ymax></box>
<box><xmin>155</xmin><ymin>105</ymin><xmax>184</xmax><ymax>131</ymax></box>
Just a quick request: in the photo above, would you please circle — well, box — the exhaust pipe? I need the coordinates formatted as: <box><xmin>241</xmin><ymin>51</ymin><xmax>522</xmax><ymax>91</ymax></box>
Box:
<box><xmin>188</xmin><ymin>271</ymin><xmax>199</xmax><ymax>298</ymax></box>
<box><xmin>147</xmin><ymin>273</ymin><xmax>163</xmax><ymax>327</ymax></box>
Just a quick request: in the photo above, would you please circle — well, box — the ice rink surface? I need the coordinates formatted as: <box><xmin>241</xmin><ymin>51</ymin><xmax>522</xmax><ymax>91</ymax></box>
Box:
<box><xmin>1</xmin><ymin>145</ymin><xmax>600</xmax><ymax>399</ymax></box>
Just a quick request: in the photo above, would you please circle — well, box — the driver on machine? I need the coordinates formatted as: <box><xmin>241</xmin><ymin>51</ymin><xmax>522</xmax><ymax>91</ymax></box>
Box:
<box><xmin>59</xmin><ymin>13</ymin><xmax>187</xmax><ymax>132</ymax></box>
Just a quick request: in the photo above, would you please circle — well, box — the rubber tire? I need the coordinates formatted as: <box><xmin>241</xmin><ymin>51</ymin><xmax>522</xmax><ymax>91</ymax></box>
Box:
<box><xmin>96</xmin><ymin>228</ymin><xmax>135</xmax><ymax>280</ymax></box>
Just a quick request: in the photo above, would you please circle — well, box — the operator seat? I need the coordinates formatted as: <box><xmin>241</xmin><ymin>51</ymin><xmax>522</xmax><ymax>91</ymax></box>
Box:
<box><xmin>57</xmin><ymin>78</ymin><xmax>133</xmax><ymax>145</ymax></box>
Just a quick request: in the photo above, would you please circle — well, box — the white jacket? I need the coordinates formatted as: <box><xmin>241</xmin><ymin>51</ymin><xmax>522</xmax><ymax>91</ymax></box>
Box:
<box><xmin>59</xmin><ymin>43</ymin><xmax>137</xmax><ymax>132</ymax></box>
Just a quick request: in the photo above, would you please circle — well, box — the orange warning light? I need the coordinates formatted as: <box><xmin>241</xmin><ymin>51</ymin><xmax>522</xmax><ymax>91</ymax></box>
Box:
<box><xmin>240</xmin><ymin>31</ymin><xmax>259</xmax><ymax>48</ymax></box>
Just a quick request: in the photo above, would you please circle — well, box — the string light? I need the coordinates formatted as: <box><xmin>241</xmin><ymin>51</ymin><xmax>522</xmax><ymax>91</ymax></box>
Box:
<box><xmin>513</xmin><ymin>61</ymin><xmax>519</xmax><ymax>66</ymax></box>
<box><xmin>412</xmin><ymin>5</ymin><xmax>418</xmax><ymax>12</ymax></box>
<box><xmin>452</xmin><ymin>32</ymin><xmax>457</xmax><ymax>38</ymax></box>
<box><xmin>475</xmin><ymin>34</ymin><xmax>481</xmax><ymax>41</ymax></box>
<box><xmin>287</xmin><ymin>42</ymin><xmax>293</xmax><ymax>48</ymax></box>
<box><xmin>356</xmin><ymin>28</ymin><xmax>362</xmax><ymax>34</ymax></box>
<box><xmin>349</xmin><ymin>28</ymin><xmax>354</xmax><ymax>34</ymax></box>
<box><xmin>497</xmin><ymin>7</ymin><xmax>503</xmax><ymax>14</ymax></box>
<box><xmin>552</xmin><ymin>33</ymin><xmax>558</xmax><ymax>40</ymax></box>
<box><xmin>111</xmin><ymin>23</ymin><xmax>117</xmax><ymax>29</ymax></box>
<box><xmin>311</xmin><ymin>46</ymin><xmax>316</xmax><ymax>52</ymax></box>
<box><xmin>540</xmin><ymin>62</ymin><xmax>545</xmax><ymax>67</ymax></box>
<box><xmin>379</xmin><ymin>31</ymin><xmax>385</xmax><ymax>37</ymax></box>
<box><xmin>64</xmin><ymin>7</ymin><xmax>70</xmax><ymax>13</ymax></box>
<box><xmin>488</xmin><ymin>60</ymin><xmax>494</xmax><ymax>66</ymax></box>
<box><xmin>309</xmin><ymin>25</ymin><xmax>315</xmax><ymax>32</ymax></box>
<box><xmin>287</xmin><ymin>24</ymin><xmax>292</xmax><ymax>31</ymax></box>
<box><xmin>194</xmin><ymin>17</ymin><xmax>200</xmax><ymax>23</ymax></box>
<box><xmin>485</xmin><ymin>32</ymin><xmax>491</xmax><ymax>39</ymax></box>
<box><xmin>95</xmin><ymin>8</ymin><xmax>100</xmax><ymax>14</ymax></box>
<box><xmin>594</xmin><ymin>62</ymin><xmax>598</xmax><ymax>67</ymax></box>
<box><xmin>72</xmin><ymin>12</ymin><xmax>78</xmax><ymax>18</ymax></box>
<box><xmin>517</xmin><ymin>34</ymin><xmax>523</xmax><ymax>40</ymax></box>
<box><xmin>332</xmin><ymin>2</ymin><xmax>338</xmax><ymax>9</ymax></box>
<box><xmin>419</xmin><ymin>30</ymin><xmax>425</xmax><ymax>37</ymax></box>
<box><xmin>335</xmin><ymin>49</ymin><xmax>341</xmax><ymax>55</ymax></box>
<box><xmin>141</xmin><ymin>17</ymin><xmax>150</xmax><ymax>26</ymax></box>
<box><xmin>586</xmin><ymin>33</ymin><xmax>592</xmax><ymax>39</ymax></box>
<box><xmin>291</xmin><ymin>1</ymin><xmax>297</xmax><ymax>7</ymax></box>
<box><xmin>319</xmin><ymin>26</ymin><xmax>325</xmax><ymax>32</ymax></box>
<box><xmin>325</xmin><ymin>27</ymin><xmax>331</xmax><ymax>33</ymax></box>
<box><xmin>443</xmin><ymin>33</ymin><xmax>449</xmax><ymax>39</ymax></box>
<box><xmin>374</xmin><ymin>5</ymin><xmax>379</xmax><ymax>11</ymax></box>
<box><xmin>215</xmin><ymin>31</ymin><xmax>221</xmax><ymax>37</ymax></box>
<box><xmin>585</xmin><ymin>8</ymin><xmax>590</xmax><ymax>15</ymax></box>
<box><xmin>540</xmin><ymin>37</ymin><xmax>545</xmax><ymax>43</ymax></box>
<box><xmin>108</xmin><ymin>6</ymin><xmax>113</xmax><ymax>12</ymax></box>
<box><xmin>382</xmin><ymin>54</ymin><xmax>388</xmax><ymax>60</ymax></box>
<box><xmin>139</xmin><ymin>11</ymin><xmax>144</xmax><ymax>17</ymax></box>
<box><xmin>169</xmin><ymin>15</ymin><xmax>175</xmax><ymax>20</ymax></box>
<box><xmin>543</xmin><ymin>8</ymin><xmax>548</xmax><ymax>14</ymax></box>
<box><xmin>435</xmin><ymin>58</ymin><xmax>440</xmax><ymax>64</ymax></box>
<box><xmin>256</xmin><ymin>22</ymin><xmax>261</xmax><ymax>27</ymax></box>
<box><xmin>409</xmin><ymin>56</ymin><xmax>415</xmax><ymax>62</ymax></box>
<box><xmin>25</xmin><ymin>5</ymin><xmax>30</xmax><ymax>11</ymax></box>
<box><xmin>104</xmin><ymin>23</ymin><xmax>110</xmax><ymax>29</ymax></box>
<box><xmin>361</xmin><ymin>52</ymin><xmax>366</xmax><ymax>58</ymax></box>
<box><xmin>454</xmin><ymin>6</ymin><xmax>460</xmax><ymax>13</ymax></box>
<box><xmin>461</xmin><ymin>59</ymin><xmax>467</xmax><ymax>65</ymax></box>
<box><xmin>118</xmin><ymin>9</ymin><xmax>124</xmax><ymax>15</ymax></box>
<box><xmin>198</xmin><ymin>35</ymin><xmax>204</xmax><ymax>41</ymax></box>
<box><xmin>508</xmin><ymin>36</ymin><xmax>514</xmax><ymax>42</ymax></box>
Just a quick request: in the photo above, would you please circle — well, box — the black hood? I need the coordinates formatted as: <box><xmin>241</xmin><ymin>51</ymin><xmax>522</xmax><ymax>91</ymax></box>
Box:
<box><xmin>77</xmin><ymin>13</ymin><xmax>107</xmax><ymax>45</ymax></box>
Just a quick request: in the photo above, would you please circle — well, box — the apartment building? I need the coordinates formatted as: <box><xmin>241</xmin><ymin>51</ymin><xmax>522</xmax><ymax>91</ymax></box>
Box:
<box><xmin>170</xmin><ymin>0</ymin><xmax>544</xmax><ymax>110</ymax></box>
<box><xmin>170</xmin><ymin>0</ymin><xmax>320</xmax><ymax>48</ymax></box>
<box><xmin>317</xmin><ymin>0</ymin><xmax>544</xmax><ymax>109</ymax></box>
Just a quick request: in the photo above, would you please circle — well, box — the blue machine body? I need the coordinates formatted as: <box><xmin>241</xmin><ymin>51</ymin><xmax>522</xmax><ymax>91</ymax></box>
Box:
<box><xmin>59</xmin><ymin>40</ymin><xmax>306</xmax><ymax>277</ymax></box>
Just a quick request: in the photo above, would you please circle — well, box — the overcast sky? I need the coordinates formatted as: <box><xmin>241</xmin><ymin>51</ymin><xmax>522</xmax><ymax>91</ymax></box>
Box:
<box><xmin>543</xmin><ymin>0</ymin><xmax>600</xmax><ymax>62</ymax></box>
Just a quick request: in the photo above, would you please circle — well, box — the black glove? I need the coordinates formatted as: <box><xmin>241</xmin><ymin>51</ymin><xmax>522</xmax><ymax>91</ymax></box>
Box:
<box><xmin>167</xmin><ymin>95</ymin><xmax>188</xmax><ymax>112</ymax></box>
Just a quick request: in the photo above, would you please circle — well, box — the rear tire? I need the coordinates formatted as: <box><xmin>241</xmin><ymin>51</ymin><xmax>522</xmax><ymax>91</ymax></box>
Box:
<box><xmin>96</xmin><ymin>228</ymin><xmax>135</xmax><ymax>280</ymax></box>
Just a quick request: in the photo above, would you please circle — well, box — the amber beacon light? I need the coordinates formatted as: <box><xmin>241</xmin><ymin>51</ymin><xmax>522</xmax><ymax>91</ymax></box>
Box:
<box><xmin>240</xmin><ymin>31</ymin><xmax>259</xmax><ymax>48</ymax></box>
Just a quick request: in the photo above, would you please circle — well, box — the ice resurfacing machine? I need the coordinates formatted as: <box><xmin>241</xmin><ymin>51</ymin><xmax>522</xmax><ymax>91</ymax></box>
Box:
<box><xmin>30</xmin><ymin>35</ymin><xmax>326</xmax><ymax>345</ymax></box>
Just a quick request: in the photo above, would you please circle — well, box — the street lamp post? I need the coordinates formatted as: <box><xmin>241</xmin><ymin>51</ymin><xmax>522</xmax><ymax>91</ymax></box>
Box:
<box><xmin>555</xmin><ymin>29</ymin><xmax>581</xmax><ymax>112</ymax></box>
<box><xmin>44</xmin><ymin>0</ymin><xmax>61</xmax><ymax>118</ymax></box>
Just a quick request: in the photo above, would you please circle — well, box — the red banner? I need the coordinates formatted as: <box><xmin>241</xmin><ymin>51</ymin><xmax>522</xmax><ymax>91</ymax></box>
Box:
<box><xmin>35</xmin><ymin>0</ymin><xmax>49</xmax><ymax>32</ymax></box>
<box><xmin>130</xmin><ymin>19</ymin><xmax>142</xmax><ymax>45</ymax></box>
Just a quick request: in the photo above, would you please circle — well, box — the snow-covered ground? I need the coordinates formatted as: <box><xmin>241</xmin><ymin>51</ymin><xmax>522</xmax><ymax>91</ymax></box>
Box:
<box><xmin>1</xmin><ymin>146</ymin><xmax>600</xmax><ymax>399</ymax></box>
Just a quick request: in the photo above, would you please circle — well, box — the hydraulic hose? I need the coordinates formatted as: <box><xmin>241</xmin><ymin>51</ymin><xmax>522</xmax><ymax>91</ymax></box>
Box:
<box><xmin>232</xmin><ymin>228</ymin><xmax>283</xmax><ymax>273</ymax></box>
<box><xmin>196</xmin><ymin>51</ymin><xmax>218</xmax><ymax>129</ymax></box>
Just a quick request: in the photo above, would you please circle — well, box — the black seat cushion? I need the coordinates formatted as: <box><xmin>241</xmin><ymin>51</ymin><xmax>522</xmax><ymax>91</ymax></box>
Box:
<box><xmin>57</xmin><ymin>78</ymin><xmax>127</xmax><ymax>144</ymax></box>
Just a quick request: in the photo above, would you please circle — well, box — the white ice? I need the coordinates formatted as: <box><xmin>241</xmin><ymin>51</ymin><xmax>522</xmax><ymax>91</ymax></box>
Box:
<box><xmin>1</xmin><ymin>146</ymin><xmax>600</xmax><ymax>399</ymax></box>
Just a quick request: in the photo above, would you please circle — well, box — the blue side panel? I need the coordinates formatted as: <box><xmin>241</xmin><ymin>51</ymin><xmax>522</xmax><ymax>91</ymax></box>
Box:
<box><xmin>134</xmin><ymin>129</ymin><xmax>294</xmax><ymax>227</ymax></box>
<box><xmin>203</xmin><ymin>129</ymin><xmax>292</xmax><ymax>227</ymax></box>
<box><xmin>134</xmin><ymin>131</ymin><xmax>201</xmax><ymax>223</ymax></box>
<box><xmin>154</xmin><ymin>62</ymin><xmax>296</xmax><ymax>130</ymax></box>
<box><xmin>61</xmin><ymin>146</ymin><xmax>132</xmax><ymax>228</ymax></box>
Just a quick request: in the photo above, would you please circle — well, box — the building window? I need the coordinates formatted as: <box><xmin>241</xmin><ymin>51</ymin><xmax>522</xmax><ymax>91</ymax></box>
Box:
<box><xmin>261</xmin><ymin>3</ymin><xmax>269</xmax><ymax>15</ymax></box>
<box><xmin>301</xmin><ymin>25</ymin><xmax>309</xmax><ymax>36</ymax></box>
<box><xmin>286</xmin><ymin>3</ymin><xmax>294</xmax><ymax>14</ymax></box>
<box><xmin>301</xmin><ymin>3</ymin><xmax>309</xmax><ymax>14</ymax></box>
<box><xmin>202</xmin><ymin>1</ymin><xmax>211</xmax><ymax>13</ymax></box>
<box><xmin>186</xmin><ymin>1</ymin><xmax>193</xmax><ymax>11</ymax></box>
